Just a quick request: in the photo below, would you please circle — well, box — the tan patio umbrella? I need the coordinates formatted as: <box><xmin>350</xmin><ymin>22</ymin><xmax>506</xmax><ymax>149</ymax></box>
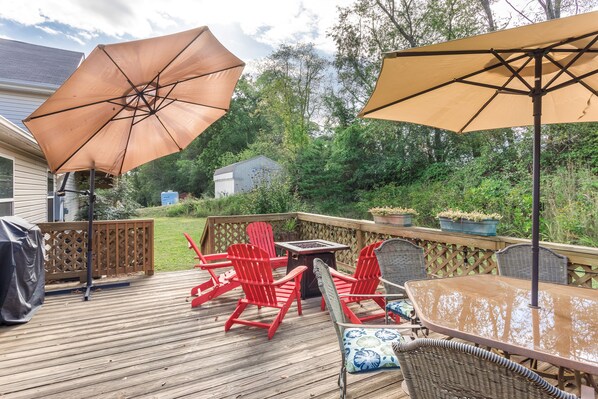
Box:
<box><xmin>359</xmin><ymin>11</ymin><xmax>598</xmax><ymax>307</ymax></box>
<box><xmin>24</xmin><ymin>27</ymin><xmax>245</xmax><ymax>299</ymax></box>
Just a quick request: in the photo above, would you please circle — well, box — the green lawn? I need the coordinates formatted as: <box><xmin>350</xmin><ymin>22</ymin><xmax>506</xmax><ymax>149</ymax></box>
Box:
<box><xmin>142</xmin><ymin>217</ymin><xmax>206</xmax><ymax>272</ymax></box>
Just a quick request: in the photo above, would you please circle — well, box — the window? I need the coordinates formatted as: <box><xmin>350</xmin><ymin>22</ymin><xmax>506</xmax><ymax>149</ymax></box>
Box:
<box><xmin>0</xmin><ymin>155</ymin><xmax>14</xmax><ymax>217</ymax></box>
<box><xmin>47</xmin><ymin>171</ymin><xmax>54</xmax><ymax>221</ymax></box>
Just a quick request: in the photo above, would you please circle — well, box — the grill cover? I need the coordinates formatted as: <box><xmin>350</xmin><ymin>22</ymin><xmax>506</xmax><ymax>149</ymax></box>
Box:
<box><xmin>0</xmin><ymin>216</ymin><xmax>45</xmax><ymax>324</ymax></box>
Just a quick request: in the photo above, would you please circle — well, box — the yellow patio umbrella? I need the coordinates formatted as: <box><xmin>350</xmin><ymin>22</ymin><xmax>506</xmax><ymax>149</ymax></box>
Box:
<box><xmin>359</xmin><ymin>11</ymin><xmax>598</xmax><ymax>307</ymax></box>
<box><xmin>24</xmin><ymin>27</ymin><xmax>245</xmax><ymax>299</ymax></box>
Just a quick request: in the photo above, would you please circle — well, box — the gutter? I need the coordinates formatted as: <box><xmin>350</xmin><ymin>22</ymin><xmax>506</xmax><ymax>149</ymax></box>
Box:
<box><xmin>0</xmin><ymin>115</ymin><xmax>44</xmax><ymax>158</ymax></box>
<box><xmin>0</xmin><ymin>79</ymin><xmax>58</xmax><ymax>95</ymax></box>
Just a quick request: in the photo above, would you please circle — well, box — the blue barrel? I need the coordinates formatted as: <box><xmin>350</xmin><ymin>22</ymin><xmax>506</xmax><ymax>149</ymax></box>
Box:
<box><xmin>160</xmin><ymin>191</ymin><xmax>179</xmax><ymax>206</ymax></box>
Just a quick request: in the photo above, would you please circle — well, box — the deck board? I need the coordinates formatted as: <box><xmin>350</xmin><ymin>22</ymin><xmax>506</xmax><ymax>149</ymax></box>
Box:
<box><xmin>0</xmin><ymin>270</ymin><xmax>593</xmax><ymax>398</ymax></box>
<box><xmin>0</xmin><ymin>270</ymin><xmax>408</xmax><ymax>399</ymax></box>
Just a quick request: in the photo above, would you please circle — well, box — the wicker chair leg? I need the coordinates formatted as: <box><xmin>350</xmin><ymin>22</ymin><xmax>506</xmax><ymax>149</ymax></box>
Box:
<box><xmin>339</xmin><ymin>365</ymin><xmax>347</xmax><ymax>399</ymax></box>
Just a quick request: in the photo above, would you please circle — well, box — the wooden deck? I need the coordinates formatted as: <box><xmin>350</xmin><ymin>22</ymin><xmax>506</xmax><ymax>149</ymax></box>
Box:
<box><xmin>0</xmin><ymin>270</ymin><xmax>409</xmax><ymax>399</ymax></box>
<box><xmin>1</xmin><ymin>270</ymin><xmax>594</xmax><ymax>398</ymax></box>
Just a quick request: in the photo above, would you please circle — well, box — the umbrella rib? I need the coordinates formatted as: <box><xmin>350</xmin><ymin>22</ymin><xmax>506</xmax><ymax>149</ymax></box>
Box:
<box><xmin>458</xmin><ymin>80</ymin><xmax>529</xmax><ymax>95</ymax></box>
<box><xmin>154</xmin><ymin>63</ymin><xmax>245</xmax><ymax>90</ymax></box>
<box><xmin>147</xmin><ymin>29</ymin><xmax>209</xmax><ymax>88</ymax></box>
<box><xmin>383</xmin><ymin>30</ymin><xmax>598</xmax><ymax>58</ymax></box>
<box><xmin>154</xmin><ymin>114</ymin><xmax>183</xmax><ymax>151</ymax></box>
<box><xmin>133</xmin><ymin>100</ymin><xmax>177</xmax><ymax>126</ymax></box>
<box><xmin>154</xmin><ymin>80</ymin><xmax>178</xmax><ymax>110</ymax></box>
<box><xmin>118</xmin><ymin>97</ymin><xmax>141</xmax><ymax>176</ymax></box>
<box><xmin>491</xmin><ymin>51</ymin><xmax>533</xmax><ymax>91</ymax></box>
<box><xmin>99</xmin><ymin>46</ymin><xmax>154</xmax><ymax>111</ymax></box>
<box><xmin>24</xmin><ymin>94</ymin><xmax>132</xmax><ymax>121</ymax></box>
<box><xmin>545</xmin><ymin>68</ymin><xmax>598</xmax><ymax>95</ymax></box>
<box><xmin>170</xmin><ymin>98</ymin><xmax>228</xmax><ymax>112</ymax></box>
<box><xmin>459</xmin><ymin>58</ymin><xmax>532</xmax><ymax>133</ymax></box>
<box><xmin>543</xmin><ymin>34</ymin><xmax>598</xmax><ymax>93</ymax></box>
<box><xmin>362</xmin><ymin>53</ymin><xmax>529</xmax><ymax>116</ymax></box>
<box><xmin>54</xmin><ymin>102</ymin><xmax>130</xmax><ymax>172</ymax></box>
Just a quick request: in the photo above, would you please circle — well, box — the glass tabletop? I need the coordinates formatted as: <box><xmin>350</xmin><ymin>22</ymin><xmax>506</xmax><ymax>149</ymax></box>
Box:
<box><xmin>405</xmin><ymin>274</ymin><xmax>598</xmax><ymax>375</ymax></box>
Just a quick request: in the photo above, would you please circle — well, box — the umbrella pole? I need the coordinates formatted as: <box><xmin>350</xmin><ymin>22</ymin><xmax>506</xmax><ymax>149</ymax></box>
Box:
<box><xmin>84</xmin><ymin>169</ymin><xmax>96</xmax><ymax>301</ymax></box>
<box><xmin>530</xmin><ymin>51</ymin><xmax>542</xmax><ymax>308</ymax></box>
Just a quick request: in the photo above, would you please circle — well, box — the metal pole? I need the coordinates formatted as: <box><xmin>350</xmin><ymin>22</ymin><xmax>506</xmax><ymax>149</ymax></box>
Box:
<box><xmin>84</xmin><ymin>169</ymin><xmax>96</xmax><ymax>301</ymax></box>
<box><xmin>530</xmin><ymin>51</ymin><xmax>542</xmax><ymax>308</ymax></box>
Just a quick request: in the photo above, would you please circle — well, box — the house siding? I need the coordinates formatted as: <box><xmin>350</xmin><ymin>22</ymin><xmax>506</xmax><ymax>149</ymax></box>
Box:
<box><xmin>0</xmin><ymin>144</ymin><xmax>47</xmax><ymax>223</ymax></box>
<box><xmin>62</xmin><ymin>174</ymin><xmax>79</xmax><ymax>222</ymax></box>
<box><xmin>0</xmin><ymin>89</ymin><xmax>47</xmax><ymax>131</ymax></box>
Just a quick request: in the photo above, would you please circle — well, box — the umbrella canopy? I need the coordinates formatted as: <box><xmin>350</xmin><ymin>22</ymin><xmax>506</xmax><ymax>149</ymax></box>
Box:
<box><xmin>23</xmin><ymin>28</ymin><xmax>244</xmax><ymax>300</ymax></box>
<box><xmin>24</xmin><ymin>26</ymin><xmax>245</xmax><ymax>176</ymax></box>
<box><xmin>359</xmin><ymin>12</ymin><xmax>598</xmax><ymax>130</ymax></box>
<box><xmin>359</xmin><ymin>12</ymin><xmax>598</xmax><ymax>307</ymax></box>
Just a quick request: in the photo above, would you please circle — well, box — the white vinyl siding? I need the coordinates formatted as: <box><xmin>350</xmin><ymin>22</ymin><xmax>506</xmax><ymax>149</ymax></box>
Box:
<box><xmin>0</xmin><ymin>89</ymin><xmax>48</xmax><ymax>131</ymax></box>
<box><xmin>0</xmin><ymin>144</ymin><xmax>48</xmax><ymax>223</ymax></box>
<box><xmin>62</xmin><ymin>173</ymin><xmax>79</xmax><ymax>222</ymax></box>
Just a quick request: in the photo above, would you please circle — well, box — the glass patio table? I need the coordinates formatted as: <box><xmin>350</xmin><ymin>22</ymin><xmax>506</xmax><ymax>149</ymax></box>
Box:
<box><xmin>405</xmin><ymin>275</ymin><xmax>598</xmax><ymax>375</ymax></box>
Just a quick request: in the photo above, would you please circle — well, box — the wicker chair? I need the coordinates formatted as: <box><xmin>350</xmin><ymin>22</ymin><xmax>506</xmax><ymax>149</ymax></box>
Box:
<box><xmin>374</xmin><ymin>238</ymin><xmax>428</xmax><ymax>323</ymax></box>
<box><xmin>314</xmin><ymin>259</ymin><xmax>422</xmax><ymax>399</ymax></box>
<box><xmin>393</xmin><ymin>339</ymin><xmax>587</xmax><ymax>399</ymax></box>
<box><xmin>495</xmin><ymin>243</ymin><xmax>568</xmax><ymax>284</ymax></box>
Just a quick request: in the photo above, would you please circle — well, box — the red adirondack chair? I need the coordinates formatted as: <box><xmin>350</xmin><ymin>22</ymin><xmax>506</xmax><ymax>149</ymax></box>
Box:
<box><xmin>184</xmin><ymin>233</ymin><xmax>240</xmax><ymax>308</ymax></box>
<box><xmin>246</xmin><ymin>221</ymin><xmax>287</xmax><ymax>268</ymax></box>
<box><xmin>322</xmin><ymin>241</ymin><xmax>386</xmax><ymax>324</ymax></box>
<box><xmin>225</xmin><ymin>243</ymin><xmax>307</xmax><ymax>339</ymax></box>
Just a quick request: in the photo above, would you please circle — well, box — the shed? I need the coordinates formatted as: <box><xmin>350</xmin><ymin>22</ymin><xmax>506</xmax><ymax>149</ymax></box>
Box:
<box><xmin>213</xmin><ymin>156</ymin><xmax>282</xmax><ymax>198</ymax></box>
<box><xmin>0</xmin><ymin>39</ymin><xmax>84</xmax><ymax>222</ymax></box>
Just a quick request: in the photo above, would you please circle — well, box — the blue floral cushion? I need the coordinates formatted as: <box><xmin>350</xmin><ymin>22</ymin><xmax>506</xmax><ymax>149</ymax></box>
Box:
<box><xmin>343</xmin><ymin>328</ymin><xmax>405</xmax><ymax>373</ymax></box>
<box><xmin>386</xmin><ymin>299</ymin><xmax>414</xmax><ymax>321</ymax></box>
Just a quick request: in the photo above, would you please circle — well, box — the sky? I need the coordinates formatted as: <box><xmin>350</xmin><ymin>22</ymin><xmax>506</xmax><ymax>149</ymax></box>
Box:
<box><xmin>0</xmin><ymin>1</ymin><xmax>596</xmax><ymax>70</ymax></box>
<box><xmin>0</xmin><ymin>0</ymin><xmax>354</xmax><ymax>69</ymax></box>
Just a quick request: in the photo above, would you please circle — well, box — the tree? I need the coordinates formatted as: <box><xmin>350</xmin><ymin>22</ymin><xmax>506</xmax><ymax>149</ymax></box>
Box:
<box><xmin>257</xmin><ymin>43</ymin><xmax>329</xmax><ymax>150</ymax></box>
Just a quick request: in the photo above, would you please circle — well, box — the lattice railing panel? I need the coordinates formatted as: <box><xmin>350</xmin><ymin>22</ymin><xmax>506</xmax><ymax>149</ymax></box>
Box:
<box><xmin>201</xmin><ymin>213</ymin><xmax>597</xmax><ymax>289</ymax></box>
<box><xmin>39</xmin><ymin>220</ymin><xmax>154</xmax><ymax>283</ymax></box>
<box><xmin>298</xmin><ymin>221</ymin><xmax>359</xmax><ymax>265</ymax></box>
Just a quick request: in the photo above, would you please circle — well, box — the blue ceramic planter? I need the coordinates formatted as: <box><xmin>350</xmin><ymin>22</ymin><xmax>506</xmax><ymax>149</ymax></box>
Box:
<box><xmin>439</xmin><ymin>217</ymin><xmax>498</xmax><ymax>236</ymax></box>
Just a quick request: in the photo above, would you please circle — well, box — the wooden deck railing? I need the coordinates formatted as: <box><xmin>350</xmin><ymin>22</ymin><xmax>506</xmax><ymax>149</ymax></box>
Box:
<box><xmin>200</xmin><ymin>212</ymin><xmax>598</xmax><ymax>288</ymax></box>
<box><xmin>38</xmin><ymin>219</ymin><xmax>154</xmax><ymax>283</ymax></box>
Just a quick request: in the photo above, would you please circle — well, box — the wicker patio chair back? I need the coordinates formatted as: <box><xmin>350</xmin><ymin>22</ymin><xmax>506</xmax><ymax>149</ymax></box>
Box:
<box><xmin>495</xmin><ymin>244</ymin><xmax>568</xmax><ymax>284</ymax></box>
<box><xmin>314</xmin><ymin>259</ymin><xmax>347</xmax><ymax>352</ymax></box>
<box><xmin>393</xmin><ymin>339</ymin><xmax>578</xmax><ymax>399</ymax></box>
<box><xmin>374</xmin><ymin>238</ymin><xmax>427</xmax><ymax>295</ymax></box>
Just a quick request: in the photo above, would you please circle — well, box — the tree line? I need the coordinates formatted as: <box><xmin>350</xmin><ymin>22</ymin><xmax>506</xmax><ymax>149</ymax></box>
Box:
<box><xmin>122</xmin><ymin>0</ymin><xmax>598</xmax><ymax>246</ymax></box>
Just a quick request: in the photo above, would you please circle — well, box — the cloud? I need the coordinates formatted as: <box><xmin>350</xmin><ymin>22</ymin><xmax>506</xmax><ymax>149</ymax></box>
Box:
<box><xmin>0</xmin><ymin>0</ymin><xmax>353</xmax><ymax>61</ymax></box>
<box><xmin>36</xmin><ymin>25</ymin><xmax>60</xmax><ymax>35</ymax></box>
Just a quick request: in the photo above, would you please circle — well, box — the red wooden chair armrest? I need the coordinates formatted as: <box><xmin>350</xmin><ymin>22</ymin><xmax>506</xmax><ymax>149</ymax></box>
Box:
<box><xmin>329</xmin><ymin>268</ymin><xmax>358</xmax><ymax>283</ymax></box>
<box><xmin>202</xmin><ymin>252</ymin><xmax>228</xmax><ymax>262</ymax></box>
<box><xmin>272</xmin><ymin>266</ymin><xmax>308</xmax><ymax>285</ymax></box>
<box><xmin>232</xmin><ymin>266</ymin><xmax>308</xmax><ymax>286</ymax></box>
<box><xmin>199</xmin><ymin>260</ymin><xmax>233</xmax><ymax>270</ymax></box>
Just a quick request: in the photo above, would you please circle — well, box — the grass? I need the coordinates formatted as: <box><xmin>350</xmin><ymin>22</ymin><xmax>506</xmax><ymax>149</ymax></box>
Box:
<box><xmin>136</xmin><ymin>216</ymin><xmax>206</xmax><ymax>272</ymax></box>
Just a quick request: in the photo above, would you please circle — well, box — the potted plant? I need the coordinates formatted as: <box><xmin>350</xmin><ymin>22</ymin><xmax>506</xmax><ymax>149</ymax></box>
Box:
<box><xmin>436</xmin><ymin>209</ymin><xmax>502</xmax><ymax>236</ymax></box>
<box><xmin>369</xmin><ymin>207</ymin><xmax>418</xmax><ymax>227</ymax></box>
<box><xmin>277</xmin><ymin>217</ymin><xmax>299</xmax><ymax>241</ymax></box>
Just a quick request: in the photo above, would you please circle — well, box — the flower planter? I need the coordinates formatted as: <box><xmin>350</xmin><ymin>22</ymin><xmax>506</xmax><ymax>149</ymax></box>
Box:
<box><xmin>439</xmin><ymin>217</ymin><xmax>498</xmax><ymax>236</ymax></box>
<box><xmin>373</xmin><ymin>214</ymin><xmax>413</xmax><ymax>227</ymax></box>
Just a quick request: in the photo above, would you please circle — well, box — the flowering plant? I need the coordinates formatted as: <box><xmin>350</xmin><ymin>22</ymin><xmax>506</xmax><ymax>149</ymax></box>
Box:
<box><xmin>436</xmin><ymin>209</ymin><xmax>502</xmax><ymax>222</ymax></box>
<box><xmin>369</xmin><ymin>207</ymin><xmax>419</xmax><ymax>216</ymax></box>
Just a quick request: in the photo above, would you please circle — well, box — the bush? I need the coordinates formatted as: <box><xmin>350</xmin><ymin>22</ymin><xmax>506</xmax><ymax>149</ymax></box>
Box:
<box><xmin>147</xmin><ymin>177</ymin><xmax>305</xmax><ymax>218</ymax></box>
<box><xmin>77</xmin><ymin>177</ymin><xmax>139</xmax><ymax>220</ymax></box>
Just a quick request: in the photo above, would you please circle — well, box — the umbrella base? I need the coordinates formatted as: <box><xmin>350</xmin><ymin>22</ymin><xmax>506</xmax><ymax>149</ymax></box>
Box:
<box><xmin>46</xmin><ymin>281</ymin><xmax>130</xmax><ymax>299</ymax></box>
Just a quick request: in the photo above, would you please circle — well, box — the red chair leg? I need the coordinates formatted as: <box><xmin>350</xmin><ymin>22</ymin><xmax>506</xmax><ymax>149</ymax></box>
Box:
<box><xmin>225</xmin><ymin>300</ymin><xmax>248</xmax><ymax>332</ymax></box>
<box><xmin>192</xmin><ymin>280</ymin><xmax>240</xmax><ymax>308</ymax></box>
